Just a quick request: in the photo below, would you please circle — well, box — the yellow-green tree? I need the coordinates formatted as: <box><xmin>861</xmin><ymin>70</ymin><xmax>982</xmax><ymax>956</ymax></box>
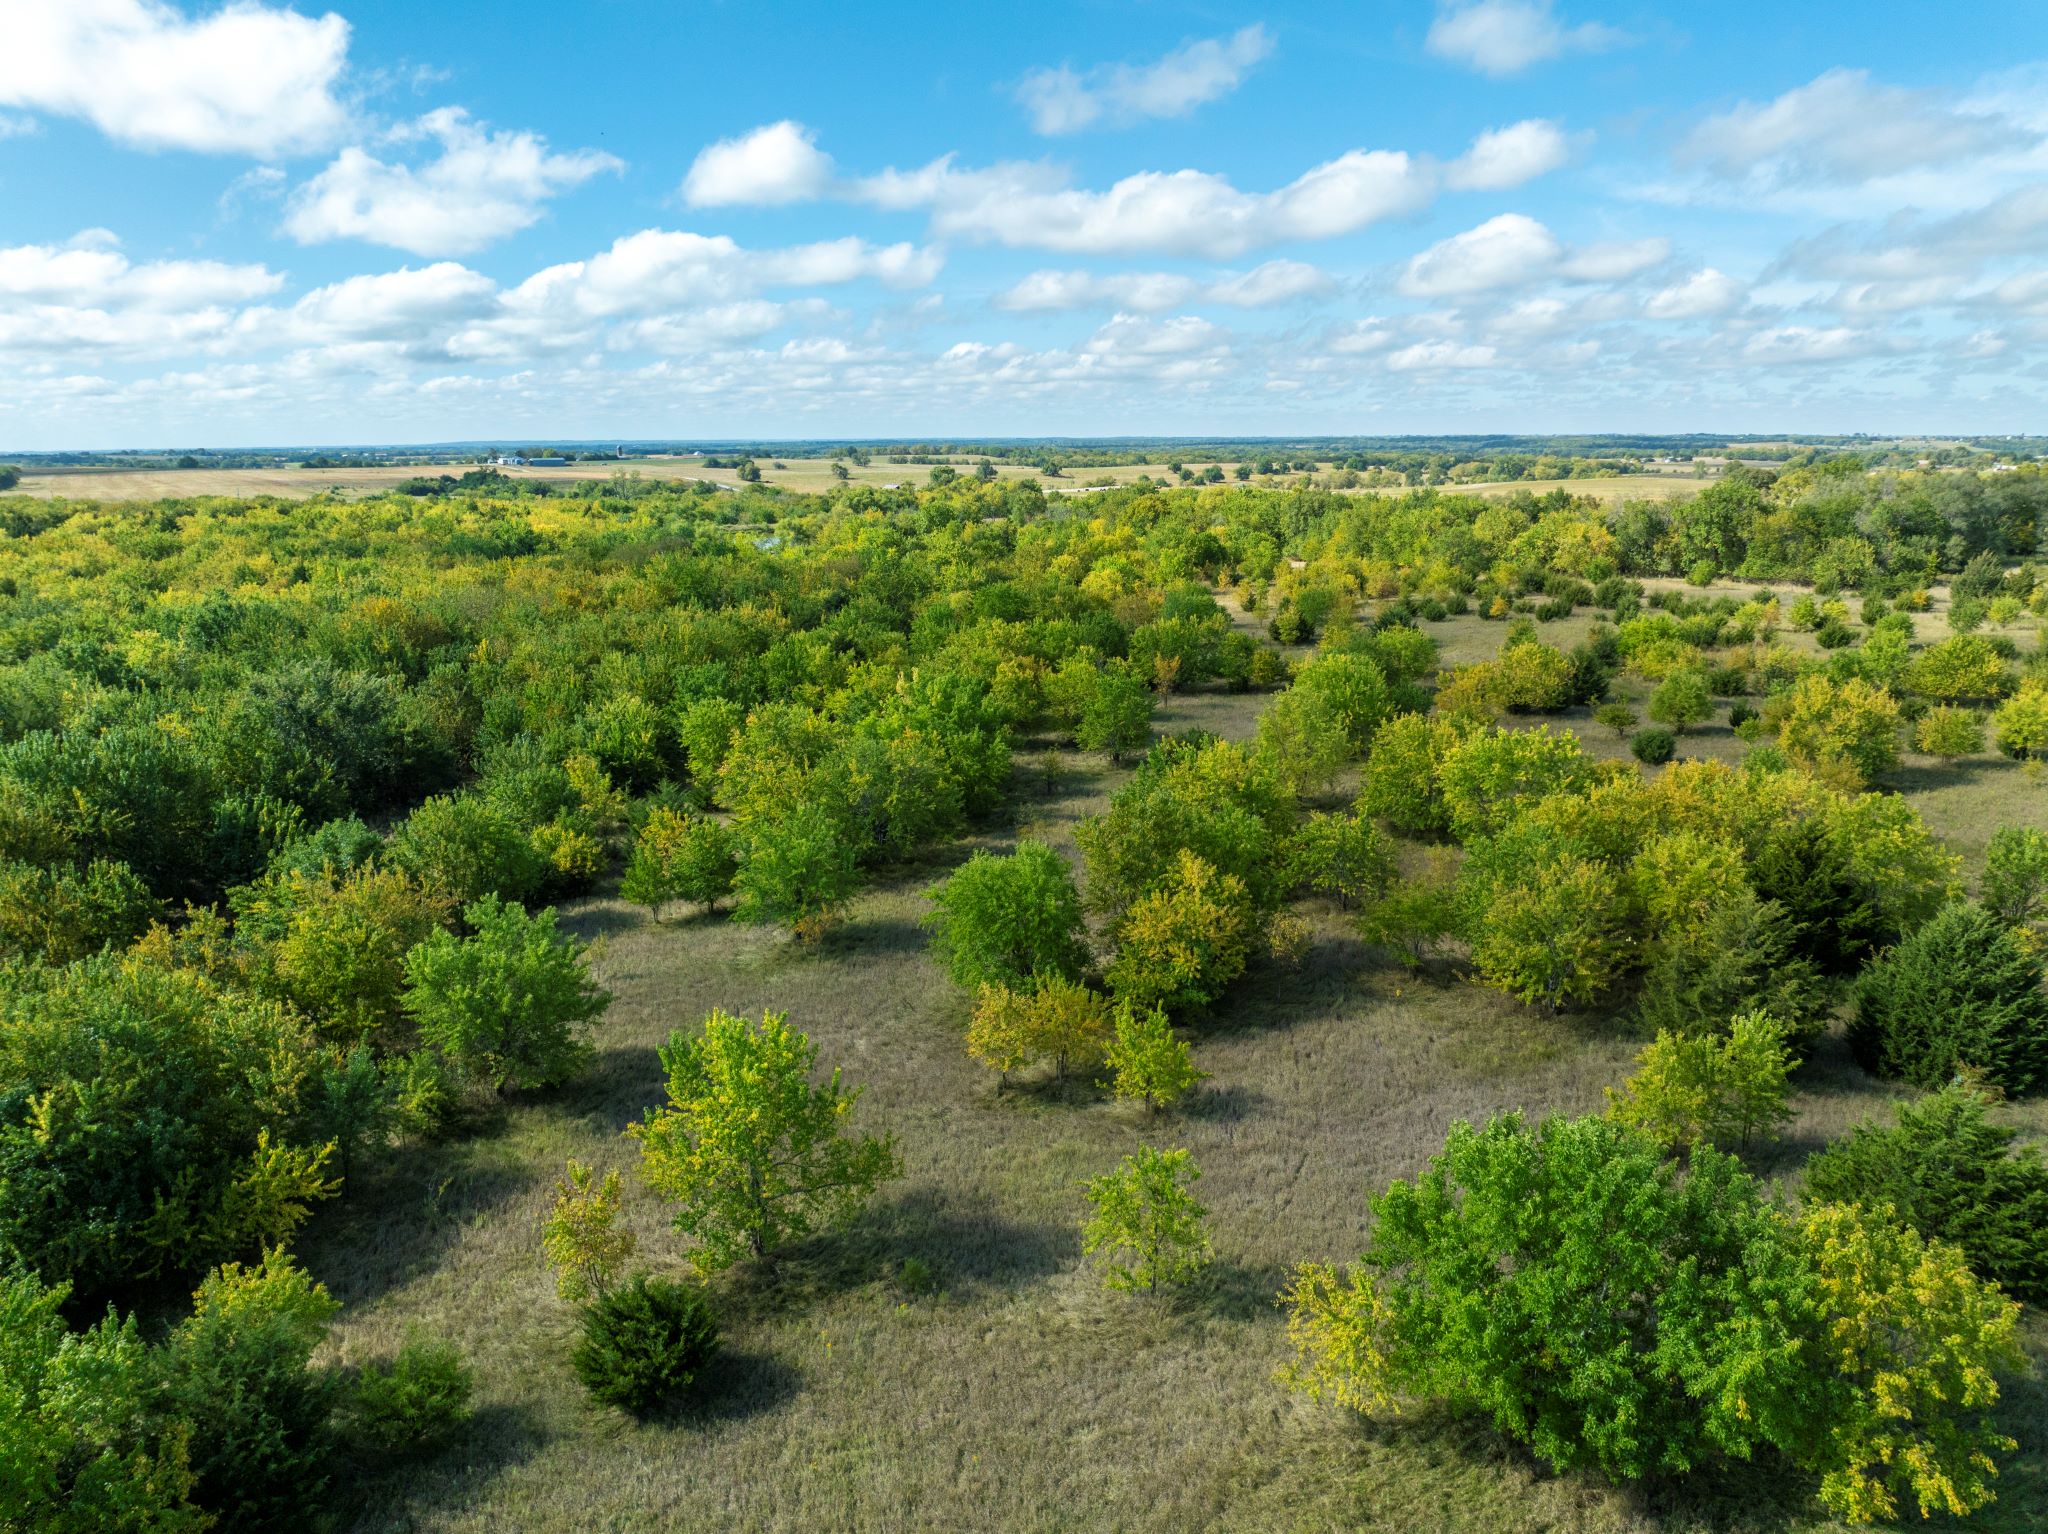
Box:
<box><xmin>1605</xmin><ymin>1010</ymin><xmax>1798</xmax><ymax>1150</ymax></box>
<box><xmin>1104</xmin><ymin>851</ymin><xmax>1258</xmax><ymax>1014</ymax></box>
<box><xmin>629</xmin><ymin>1009</ymin><xmax>900</xmax><ymax>1272</ymax></box>
<box><xmin>543</xmin><ymin>1160</ymin><xmax>638</xmax><ymax>1302</ymax></box>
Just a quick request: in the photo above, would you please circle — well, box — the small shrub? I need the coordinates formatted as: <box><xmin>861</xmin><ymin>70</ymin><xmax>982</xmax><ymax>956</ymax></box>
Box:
<box><xmin>571</xmin><ymin>1274</ymin><xmax>720</xmax><ymax>1415</ymax></box>
<box><xmin>349</xmin><ymin>1336</ymin><xmax>474</xmax><ymax>1453</ymax></box>
<box><xmin>1630</xmin><ymin>727</ymin><xmax>1676</xmax><ymax>764</ymax></box>
<box><xmin>1593</xmin><ymin>703</ymin><xmax>1637</xmax><ymax>738</ymax></box>
<box><xmin>1913</xmin><ymin>705</ymin><xmax>1985</xmax><ymax>757</ymax></box>
<box><xmin>1815</xmin><ymin>618</ymin><xmax>1856</xmax><ymax>649</ymax></box>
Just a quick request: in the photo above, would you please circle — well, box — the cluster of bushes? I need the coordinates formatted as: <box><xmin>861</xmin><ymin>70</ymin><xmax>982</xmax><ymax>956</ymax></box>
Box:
<box><xmin>1284</xmin><ymin>1110</ymin><xmax>2024</xmax><ymax>1524</ymax></box>
<box><xmin>1358</xmin><ymin>717</ymin><xmax>1953</xmax><ymax>1020</ymax></box>
<box><xmin>9</xmin><ymin>1250</ymin><xmax>473</xmax><ymax>1530</ymax></box>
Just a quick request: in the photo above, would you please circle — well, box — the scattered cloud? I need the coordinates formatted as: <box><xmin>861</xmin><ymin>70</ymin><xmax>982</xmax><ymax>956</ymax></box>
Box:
<box><xmin>1386</xmin><ymin>340</ymin><xmax>1498</xmax><ymax>370</ymax></box>
<box><xmin>1740</xmin><ymin>325</ymin><xmax>1881</xmax><ymax>364</ymax></box>
<box><xmin>1426</xmin><ymin>1</ymin><xmax>1623</xmax><ymax>78</ymax></box>
<box><xmin>1401</xmin><ymin>213</ymin><xmax>1664</xmax><ymax>296</ymax></box>
<box><xmin>0</xmin><ymin>230</ymin><xmax>285</xmax><ymax>357</ymax></box>
<box><xmin>1644</xmin><ymin>267</ymin><xmax>1745</xmax><ymax>319</ymax></box>
<box><xmin>1683</xmin><ymin>69</ymin><xmax>2033</xmax><ymax>188</ymax></box>
<box><xmin>1446</xmin><ymin>119</ymin><xmax>1575</xmax><ymax>190</ymax></box>
<box><xmin>1016</xmin><ymin>25</ymin><xmax>1273</xmax><ymax>135</ymax></box>
<box><xmin>857</xmin><ymin>149</ymin><xmax>1430</xmax><ymax>258</ymax></box>
<box><xmin>0</xmin><ymin>0</ymin><xmax>352</xmax><ymax>156</ymax></box>
<box><xmin>284</xmin><ymin>109</ymin><xmax>620</xmax><ymax>256</ymax></box>
<box><xmin>683</xmin><ymin>120</ymin><xmax>836</xmax><ymax>208</ymax></box>
<box><xmin>997</xmin><ymin>259</ymin><xmax>1331</xmax><ymax>312</ymax></box>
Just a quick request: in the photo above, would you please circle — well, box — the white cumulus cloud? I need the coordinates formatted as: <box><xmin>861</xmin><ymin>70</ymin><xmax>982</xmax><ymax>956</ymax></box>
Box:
<box><xmin>284</xmin><ymin>109</ymin><xmax>620</xmax><ymax>256</ymax></box>
<box><xmin>683</xmin><ymin>120</ymin><xmax>836</xmax><ymax>207</ymax></box>
<box><xmin>1426</xmin><ymin>1</ymin><xmax>1623</xmax><ymax>78</ymax></box>
<box><xmin>1402</xmin><ymin>214</ymin><xmax>1666</xmax><ymax>296</ymax></box>
<box><xmin>1446</xmin><ymin>119</ymin><xmax>1574</xmax><ymax>190</ymax></box>
<box><xmin>1016</xmin><ymin>25</ymin><xmax>1273</xmax><ymax>135</ymax></box>
<box><xmin>862</xmin><ymin>149</ymin><xmax>1430</xmax><ymax>258</ymax></box>
<box><xmin>0</xmin><ymin>0</ymin><xmax>352</xmax><ymax>156</ymax></box>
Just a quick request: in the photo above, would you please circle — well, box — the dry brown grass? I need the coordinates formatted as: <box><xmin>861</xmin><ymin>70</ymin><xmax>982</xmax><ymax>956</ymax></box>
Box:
<box><xmin>303</xmin><ymin>663</ymin><xmax>2048</xmax><ymax>1533</ymax></box>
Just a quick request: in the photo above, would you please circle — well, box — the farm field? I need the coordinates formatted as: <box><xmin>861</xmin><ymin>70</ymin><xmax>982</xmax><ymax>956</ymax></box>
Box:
<box><xmin>0</xmin><ymin>459</ymin><xmax>1709</xmax><ymax>504</ymax></box>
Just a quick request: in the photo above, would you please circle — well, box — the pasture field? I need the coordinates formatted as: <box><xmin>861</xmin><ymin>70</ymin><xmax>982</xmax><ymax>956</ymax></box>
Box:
<box><xmin>313</xmin><ymin>626</ymin><xmax>2048</xmax><ymax>1534</ymax></box>
<box><xmin>0</xmin><ymin>459</ymin><xmax>1704</xmax><ymax>503</ymax></box>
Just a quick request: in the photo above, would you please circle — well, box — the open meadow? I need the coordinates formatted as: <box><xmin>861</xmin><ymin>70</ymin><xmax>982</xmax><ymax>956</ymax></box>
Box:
<box><xmin>314</xmin><ymin>625</ymin><xmax>2048</xmax><ymax>1534</ymax></box>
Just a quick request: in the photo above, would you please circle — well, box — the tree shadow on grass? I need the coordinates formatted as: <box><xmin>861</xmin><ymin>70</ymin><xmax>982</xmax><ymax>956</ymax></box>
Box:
<box><xmin>555</xmin><ymin>903</ymin><xmax>643</xmax><ymax>941</ymax></box>
<box><xmin>1195</xmin><ymin>933</ymin><xmax>1375</xmax><ymax>1039</ymax></box>
<box><xmin>301</xmin><ymin>1148</ymin><xmax>542</xmax><ymax>1309</ymax></box>
<box><xmin>1341</xmin><ymin>1407</ymin><xmax>1817</xmax><ymax>1534</ymax></box>
<box><xmin>1197</xmin><ymin>1256</ymin><xmax>1292</xmax><ymax>1323</ymax></box>
<box><xmin>1179</xmin><ymin>1081</ymin><xmax>1265</xmax><ymax>1123</ymax></box>
<box><xmin>1883</xmin><ymin>755</ymin><xmax>2023</xmax><ymax>795</ymax></box>
<box><xmin>818</xmin><ymin>913</ymin><xmax>930</xmax><ymax>959</ymax></box>
<box><xmin>663</xmin><ymin>1347</ymin><xmax>804</xmax><ymax>1429</ymax></box>
<box><xmin>727</xmin><ymin>1186</ymin><xmax>1075</xmax><ymax>1320</ymax></box>
<box><xmin>337</xmin><ymin>1401</ymin><xmax>550</xmax><ymax>1527</ymax></box>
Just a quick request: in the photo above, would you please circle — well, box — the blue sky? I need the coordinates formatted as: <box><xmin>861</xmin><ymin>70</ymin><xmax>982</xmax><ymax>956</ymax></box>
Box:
<box><xmin>1</xmin><ymin>0</ymin><xmax>2045</xmax><ymax>448</ymax></box>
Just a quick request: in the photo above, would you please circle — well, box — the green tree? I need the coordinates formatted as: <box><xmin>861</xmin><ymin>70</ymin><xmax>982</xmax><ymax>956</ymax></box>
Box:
<box><xmin>0</xmin><ymin>1269</ymin><xmax>207</xmax><ymax>1533</ymax></box>
<box><xmin>388</xmin><ymin>792</ymin><xmax>547</xmax><ymax>905</ymax></box>
<box><xmin>1981</xmin><ymin>824</ymin><xmax>2048</xmax><ymax>932</ymax></box>
<box><xmin>1777</xmin><ymin>674</ymin><xmax>1902</xmax><ymax>787</ymax></box>
<box><xmin>925</xmin><ymin>839</ymin><xmax>1087</xmax><ymax>993</ymax></box>
<box><xmin>731</xmin><ymin>802</ymin><xmax>858</xmax><ymax>940</ymax></box>
<box><xmin>1283</xmin><ymin>1114</ymin><xmax>1815</xmax><ymax>1482</ymax></box>
<box><xmin>1635</xmin><ymin>887</ymin><xmax>1832</xmax><ymax>1043</ymax></box>
<box><xmin>629</xmin><ymin>1009</ymin><xmax>901</xmax><ymax>1272</ymax></box>
<box><xmin>1075</xmin><ymin>664</ymin><xmax>1154</xmax><ymax>761</ymax></box>
<box><xmin>1605</xmin><ymin>1010</ymin><xmax>1798</xmax><ymax>1150</ymax></box>
<box><xmin>161</xmin><ymin>1250</ymin><xmax>343</xmax><ymax>1533</ymax></box>
<box><xmin>1356</xmin><ymin>713</ymin><xmax>1465</xmax><ymax>834</ymax></box>
<box><xmin>1913</xmin><ymin>704</ymin><xmax>1986</xmax><ymax>756</ymax></box>
<box><xmin>401</xmin><ymin>896</ymin><xmax>610</xmax><ymax>1094</ymax></box>
<box><xmin>1103</xmin><ymin>1002</ymin><xmax>1205</xmax><ymax>1111</ymax></box>
<box><xmin>1647</xmin><ymin>668</ymin><xmax>1713</xmax><ymax>733</ymax></box>
<box><xmin>1992</xmin><ymin>681</ymin><xmax>2048</xmax><ymax>758</ymax></box>
<box><xmin>1907</xmin><ymin>635</ymin><xmax>2009</xmax><ymax>702</ymax></box>
<box><xmin>1805</xmin><ymin>1081</ymin><xmax>2048</xmax><ymax>1305</ymax></box>
<box><xmin>0</xmin><ymin>857</ymin><xmax>160</xmax><ymax>966</ymax></box>
<box><xmin>966</xmin><ymin>976</ymin><xmax>1111</xmax><ymax>1084</ymax></box>
<box><xmin>1437</xmin><ymin>725</ymin><xmax>1597</xmax><ymax>843</ymax></box>
<box><xmin>1081</xmin><ymin>1145</ymin><xmax>1212</xmax><ymax>1294</ymax></box>
<box><xmin>1849</xmin><ymin>902</ymin><xmax>2048</xmax><ymax>1092</ymax></box>
<box><xmin>1468</xmin><ymin>853</ymin><xmax>1626</xmax><ymax>1011</ymax></box>
<box><xmin>1285</xmin><ymin>811</ymin><xmax>1392</xmax><ymax>910</ymax></box>
<box><xmin>1794</xmin><ymin>1201</ymin><xmax>2023</xmax><ymax>1523</ymax></box>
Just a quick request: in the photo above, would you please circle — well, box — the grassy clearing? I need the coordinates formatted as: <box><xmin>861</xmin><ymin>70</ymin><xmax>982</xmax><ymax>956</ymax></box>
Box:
<box><xmin>1454</xmin><ymin>474</ymin><xmax>1717</xmax><ymax>504</ymax></box>
<box><xmin>304</xmin><ymin>662</ymin><xmax>2048</xmax><ymax>1533</ymax></box>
